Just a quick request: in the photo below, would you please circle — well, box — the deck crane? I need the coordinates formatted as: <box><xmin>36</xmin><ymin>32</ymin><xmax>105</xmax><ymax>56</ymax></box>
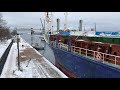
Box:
<box><xmin>40</xmin><ymin>18</ymin><xmax>44</xmax><ymax>34</ymax></box>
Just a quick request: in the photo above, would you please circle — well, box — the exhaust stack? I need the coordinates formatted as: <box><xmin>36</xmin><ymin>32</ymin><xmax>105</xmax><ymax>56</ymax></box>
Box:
<box><xmin>57</xmin><ymin>18</ymin><xmax>60</xmax><ymax>32</ymax></box>
<box><xmin>79</xmin><ymin>20</ymin><xmax>83</xmax><ymax>31</ymax></box>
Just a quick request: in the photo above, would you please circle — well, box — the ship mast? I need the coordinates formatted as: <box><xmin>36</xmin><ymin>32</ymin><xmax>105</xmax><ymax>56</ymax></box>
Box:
<box><xmin>44</xmin><ymin>12</ymin><xmax>53</xmax><ymax>34</ymax></box>
<box><xmin>64</xmin><ymin>12</ymin><xmax>68</xmax><ymax>31</ymax></box>
<box><xmin>44</xmin><ymin>12</ymin><xmax>53</xmax><ymax>43</ymax></box>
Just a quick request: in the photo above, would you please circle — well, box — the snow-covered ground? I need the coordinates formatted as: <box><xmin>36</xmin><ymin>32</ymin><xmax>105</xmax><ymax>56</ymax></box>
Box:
<box><xmin>0</xmin><ymin>39</ymin><xmax>11</xmax><ymax>58</ymax></box>
<box><xmin>0</xmin><ymin>37</ymin><xmax>68</xmax><ymax>78</ymax></box>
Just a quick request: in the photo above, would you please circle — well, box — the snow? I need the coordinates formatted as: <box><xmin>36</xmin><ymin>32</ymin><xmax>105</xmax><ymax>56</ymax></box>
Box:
<box><xmin>0</xmin><ymin>36</ymin><xmax>68</xmax><ymax>78</ymax></box>
<box><xmin>22</xmin><ymin>38</ymin><xmax>67</xmax><ymax>78</ymax></box>
<box><xmin>0</xmin><ymin>39</ymin><xmax>11</xmax><ymax>58</ymax></box>
<box><xmin>0</xmin><ymin>43</ymin><xmax>18</xmax><ymax>78</ymax></box>
<box><xmin>21</xmin><ymin>56</ymin><xmax>26</xmax><ymax>58</ymax></box>
<box><xmin>13</xmin><ymin>70</ymin><xmax>22</xmax><ymax>76</ymax></box>
<box><xmin>20</xmin><ymin>38</ymin><xmax>68</xmax><ymax>78</ymax></box>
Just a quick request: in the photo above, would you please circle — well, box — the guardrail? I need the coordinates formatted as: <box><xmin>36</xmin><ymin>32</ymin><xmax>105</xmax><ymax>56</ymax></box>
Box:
<box><xmin>51</xmin><ymin>41</ymin><xmax>120</xmax><ymax>67</ymax></box>
<box><xmin>0</xmin><ymin>39</ymin><xmax>13</xmax><ymax>75</ymax></box>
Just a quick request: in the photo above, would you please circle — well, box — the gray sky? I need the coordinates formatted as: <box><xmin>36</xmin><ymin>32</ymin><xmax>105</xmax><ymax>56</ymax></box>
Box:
<box><xmin>1</xmin><ymin>12</ymin><xmax>120</xmax><ymax>31</ymax></box>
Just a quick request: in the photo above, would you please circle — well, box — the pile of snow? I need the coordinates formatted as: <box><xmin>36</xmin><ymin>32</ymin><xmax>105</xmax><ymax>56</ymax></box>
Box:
<box><xmin>12</xmin><ymin>60</ymin><xmax>34</xmax><ymax>78</ymax></box>
<box><xmin>13</xmin><ymin>69</ymin><xmax>22</xmax><ymax>76</ymax></box>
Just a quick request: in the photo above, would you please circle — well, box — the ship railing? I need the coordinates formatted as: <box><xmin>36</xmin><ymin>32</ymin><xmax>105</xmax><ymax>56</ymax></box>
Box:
<box><xmin>51</xmin><ymin>41</ymin><xmax>120</xmax><ymax>66</ymax></box>
<box><xmin>50</xmin><ymin>41</ymin><xmax>56</xmax><ymax>46</ymax></box>
<box><xmin>51</xmin><ymin>41</ymin><xmax>68</xmax><ymax>50</ymax></box>
<box><xmin>58</xmin><ymin>43</ymin><xmax>68</xmax><ymax>51</ymax></box>
<box><xmin>70</xmin><ymin>45</ymin><xmax>120</xmax><ymax>66</ymax></box>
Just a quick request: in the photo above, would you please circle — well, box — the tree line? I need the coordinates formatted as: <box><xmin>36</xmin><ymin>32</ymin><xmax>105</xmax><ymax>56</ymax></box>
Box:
<box><xmin>0</xmin><ymin>13</ymin><xmax>17</xmax><ymax>42</ymax></box>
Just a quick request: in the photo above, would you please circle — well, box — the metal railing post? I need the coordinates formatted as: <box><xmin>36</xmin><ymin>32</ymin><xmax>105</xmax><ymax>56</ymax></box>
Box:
<box><xmin>74</xmin><ymin>46</ymin><xmax>75</xmax><ymax>53</ymax></box>
<box><xmin>70</xmin><ymin>46</ymin><xmax>72</xmax><ymax>52</ymax></box>
<box><xmin>60</xmin><ymin>43</ymin><xmax>61</xmax><ymax>48</ymax></box>
<box><xmin>115</xmin><ymin>56</ymin><xmax>117</xmax><ymax>65</ymax></box>
<box><xmin>94</xmin><ymin>51</ymin><xmax>96</xmax><ymax>58</ymax></box>
<box><xmin>103</xmin><ymin>53</ymin><xmax>104</xmax><ymax>63</ymax></box>
<box><xmin>86</xmin><ymin>49</ymin><xmax>87</xmax><ymax>56</ymax></box>
<box><xmin>79</xmin><ymin>48</ymin><xmax>81</xmax><ymax>54</ymax></box>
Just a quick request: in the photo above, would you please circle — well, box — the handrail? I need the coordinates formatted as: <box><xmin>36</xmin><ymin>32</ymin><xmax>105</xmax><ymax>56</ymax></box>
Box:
<box><xmin>71</xmin><ymin>45</ymin><xmax>120</xmax><ymax>66</ymax></box>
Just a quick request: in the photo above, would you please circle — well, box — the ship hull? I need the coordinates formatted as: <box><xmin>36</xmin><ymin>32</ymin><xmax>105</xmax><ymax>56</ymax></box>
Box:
<box><xmin>50</xmin><ymin>45</ymin><xmax>120</xmax><ymax>78</ymax></box>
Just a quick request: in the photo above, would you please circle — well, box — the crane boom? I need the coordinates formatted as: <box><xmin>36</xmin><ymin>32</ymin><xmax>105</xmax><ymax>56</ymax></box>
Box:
<box><xmin>40</xmin><ymin>18</ymin><xmax>44</xmax><ymax>30</ymax></box>
<box><xmin>40</xmin><ymin>18</ymin><xmax>44</xmax><ymax>34</ymax></box>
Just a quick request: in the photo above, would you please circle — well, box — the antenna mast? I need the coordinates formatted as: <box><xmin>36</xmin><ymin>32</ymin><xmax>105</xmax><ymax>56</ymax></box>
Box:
<box><xmin>94</xmin><ymin>23</ymin><xmax>96</xmax><ymax>35</ymax></box>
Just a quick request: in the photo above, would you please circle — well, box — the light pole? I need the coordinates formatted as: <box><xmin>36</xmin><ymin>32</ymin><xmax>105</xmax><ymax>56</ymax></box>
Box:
<box><xmin>17</xmin><ymin>34</ymin><xmax>20</xmax><ymax>71</ymax></box>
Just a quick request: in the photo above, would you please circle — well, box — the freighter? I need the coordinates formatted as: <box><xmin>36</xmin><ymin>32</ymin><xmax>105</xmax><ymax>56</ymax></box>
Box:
<box><xmin>43</xmin><ymin>12</ymin><xmax>120</xmax><ymax>78</ymax></box>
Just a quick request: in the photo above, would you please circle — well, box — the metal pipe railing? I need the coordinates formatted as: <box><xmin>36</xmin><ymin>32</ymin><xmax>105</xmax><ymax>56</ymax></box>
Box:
<box><xmin>50</xmin><ymin>41</ymin><xmax>120</xmax><ymax>66</ymax></box>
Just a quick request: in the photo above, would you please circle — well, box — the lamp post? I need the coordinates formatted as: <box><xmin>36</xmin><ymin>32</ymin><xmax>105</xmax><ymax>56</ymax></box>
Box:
<box><xmin>17</xmin><ymin>34</ymin><xmax>20</xmax><ymax>71</ymax></box>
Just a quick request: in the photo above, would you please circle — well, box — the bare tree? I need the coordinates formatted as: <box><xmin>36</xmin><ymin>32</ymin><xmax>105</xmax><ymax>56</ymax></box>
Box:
<box><xmin>0</xmin><ymin>13</ymin><xmax>7</xmax><ymax>28</ymax></box>
<box><xmin>11</xmin><ymin>30</ymin><xmax>17</xmax><ymax>36</ymax></box>
<box><xmin>0</xmin><ymin>13</ymin><xmax>11</xmax><ymax>42</ymax></box>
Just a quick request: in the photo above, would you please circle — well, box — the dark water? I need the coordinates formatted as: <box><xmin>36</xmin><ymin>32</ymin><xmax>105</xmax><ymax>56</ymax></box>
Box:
<box><xmin>17</xmin><ymin>30</ymin><xmax>55</xmax><ymax>65</ymax></box>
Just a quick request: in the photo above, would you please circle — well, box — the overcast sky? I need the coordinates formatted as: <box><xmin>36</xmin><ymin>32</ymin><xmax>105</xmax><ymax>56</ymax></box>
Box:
<box><xmin>1</xmin><ymin>12</ymin><xmax>120</xmax><ymax>31</ymax></box>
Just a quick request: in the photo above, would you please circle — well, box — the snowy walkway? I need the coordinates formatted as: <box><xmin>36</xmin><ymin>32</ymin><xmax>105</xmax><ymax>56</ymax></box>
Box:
<box><xmin>0</xmin><ymin>37</ymin><xmax>67</xmax><ymax>78</ymax></box>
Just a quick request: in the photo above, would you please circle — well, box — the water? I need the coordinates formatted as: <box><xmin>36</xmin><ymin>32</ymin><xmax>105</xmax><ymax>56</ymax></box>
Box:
<box><xmin>17</xmin><ymin>30</ymin><xmax>55</xmax><ymax>65</ymax></box>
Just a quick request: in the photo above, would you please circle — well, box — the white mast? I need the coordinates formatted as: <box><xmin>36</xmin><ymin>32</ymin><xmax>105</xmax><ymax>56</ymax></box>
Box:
<box><xmin>44</xmin><ymin>12</ymin><xmax>53</xmax><ymax>34</ymax></box>
<box><xmin>64</xmin><ymin>12</ymin><xmax>68</xmax><ymax>31</ymax></box>
<box><xmin>50</xmin><ymin>12</ymin><xmax>53</xmax><ymax>33</ymax></box>
<box><xmin>44</xmin><ymin>12</ymin><xmax>53</xmax><ymax>43</ymax></box>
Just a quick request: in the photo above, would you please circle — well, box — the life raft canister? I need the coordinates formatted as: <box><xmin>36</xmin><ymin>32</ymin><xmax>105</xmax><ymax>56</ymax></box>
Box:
<box><xmin>58</xmin><ymin>44</ymin><xmax>60</xmax><ymax>48</ymax></box>
<box><xmin>96</xmin><ymin>52</ymin><xmax>102</xmax><ymax>60</ymax></box>
<box><xmin>83</xmin><ymin>32</ymin><xmax>88</xmax><ymax>36</ymax></box>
